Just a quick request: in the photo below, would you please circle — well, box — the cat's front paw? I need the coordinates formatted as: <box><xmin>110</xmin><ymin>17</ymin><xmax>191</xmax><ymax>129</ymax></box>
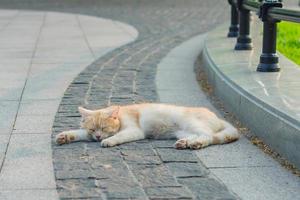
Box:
<box><xmin>189</xmin><ymin>139</ymin><xmax>209</xmax><ymax>149</ymax></box>
<box><xmin>56</xmin><ymin>133</ymin><xmax>68</xmax><ymax>145</ymax></box>
<box><xmin>174</xmin><ymin>139</ymin><xmax>188</xmax><ymax>149</ymax></box>
<box><xmin>55</xmin><ymin>132</ymin><xmax>75</xmax><ymax>145</ymax></box>
<box><xmin>100</xmin><ymin>139</ymin><xmax>116</xmax><ymax>148</ymax></box>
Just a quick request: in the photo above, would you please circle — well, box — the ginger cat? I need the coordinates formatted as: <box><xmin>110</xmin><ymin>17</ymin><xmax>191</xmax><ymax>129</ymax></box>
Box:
<box><xmin>56</xmin><ymin>103</ymin><xmax>240</xmax><ymax>149</ymax></box>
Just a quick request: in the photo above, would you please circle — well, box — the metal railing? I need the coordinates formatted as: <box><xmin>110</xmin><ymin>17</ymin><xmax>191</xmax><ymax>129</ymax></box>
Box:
<box><xmin>227</xmin><ymin>0</ymin><xmax>300</xmax><ymax>72</ymax></box>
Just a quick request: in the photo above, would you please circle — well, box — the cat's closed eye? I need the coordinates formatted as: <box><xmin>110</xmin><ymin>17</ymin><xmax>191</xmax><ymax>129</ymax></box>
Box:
<box><xmin>102</xmin><ymin>127</ymin><xmax>108</xmax><ymax>131</ymax></box>
<box><xmin>88</xmin><ymin>129</ymin><xmax>95</xmax><ymax>133</ymax></box>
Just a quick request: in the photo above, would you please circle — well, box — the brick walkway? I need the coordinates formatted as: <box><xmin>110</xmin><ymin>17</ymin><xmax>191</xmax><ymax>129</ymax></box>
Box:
<box><xmin>0</xmin><ymin>0</ymin><xmax>239</xmax><ymax>199</ymax></box>
<box><xmin>52</xmin><ymin>37</ymin><xmax>237</xmax><ymax>199</ymax></box>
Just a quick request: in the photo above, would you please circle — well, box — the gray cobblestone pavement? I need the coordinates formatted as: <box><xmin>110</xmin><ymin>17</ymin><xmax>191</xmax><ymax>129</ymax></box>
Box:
<box><xmin>0</xmin><ymin>0</ymin><xmax>239</xmax><ymax>199</ymax></box>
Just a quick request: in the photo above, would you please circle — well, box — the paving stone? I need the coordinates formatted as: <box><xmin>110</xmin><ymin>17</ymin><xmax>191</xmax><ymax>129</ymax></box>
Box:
<box><xmin>211</xmin><ymin>166</ymin><xmax>300</xmax><ymax>200</ymax></box>
<box><xmin>178</xmin><ymin>177</ymin><xmax>237</xmax><ymax>200</ymax></box>
<box><xmin>53</xmin><ymin>161</ymin><xmax>90</xmax><ymax>171</ymax></box>
<box><xmin>0</xmin><ymin>189</ymin><xmax>58</xmax><ymax>200</ymax></box>
<box><xmin>120</xmin><ymin>148</ymin><xmax>156</xmax><ymax>156</ymax></box>
<box><xmin>121</xmin><ymin>149</ymin><xmax>162</xmax><ymax>165</ymax></box>
<box><xmin>196</xmin><ymin>136</ymin><xmax>279</xmax><ymax>168</ymax></box>
<box><xmin>56</xmin><ymin>169</ymin><xmax>99</xmax><ymax>179</ymax></box>
<box><xmin>0</xmin><ymin>135</ymin><xmax>10</xmax><ymax>167</ymax></box>
<box><xmin>0</xmin><ymin>134</ymin><xmax>55</xmax><ymax>190</ymax></box>
<box><xmin>12</xmin><ymin>115</ymin><xmax>53</xmax><ymax>134</ymax></box>
<box><xmin>57</xmin><ymin>179</ymin><xmax>103</xmax><ymax>199</ymax></box>
<box><xmin>166</xmin><ymin>162</ymin><xmax>209</xmax><ymax>178</ymax></box>
<box><xmin>156</xmin><ymin>148</ymin><xmax>199</xmax><ymax>163</ymax></box>
<box><xmin>103</xmin><ymin>186</ymin><xmax>147</xmax><ymax>199</ymax></box>
<box><xmin>118</xmin><ymin>141</ymin><xmax>153</xmax><ymax>150</ymax></box>
<box><xmin>95</xmin><ymin>171</ymin><xmax>147</xmax><ymax>199</ymax></box>
<box><xmin>130</xmin><ymin>164</ymin><xmax>180</xmax><ymax>187</ymax></box>
<box><xmin>0</xmin><ymin>101</ymin><xmax>18</xmax><ymax>134</ymax></box>
<box><xmin>145</xmin><ymin>186</ymin><xmax>194</xmax><ymax>200</ymax></box>
<box><xmin>18</xmin><ymin>99</ymin><xmax>61</xmax><ymax>116</ymax></box>
<box><xmin>151</xmin><ymin>140</ymin><xmax>176</xmax><ymax>148</ymax></box>
<box><xmin>5</xmin><ymin>134</ymin><xmax>51</xmax><ymax>159</ymax></box>
<box><xmin>0</xmin><ymin>157</ymin><xmax>56</xmax><ymax>190</ymax></box>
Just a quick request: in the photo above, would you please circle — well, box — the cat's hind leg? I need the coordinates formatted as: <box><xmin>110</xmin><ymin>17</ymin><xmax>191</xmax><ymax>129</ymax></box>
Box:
<box><xmin>175</xmin><ymin>120</ymin><xmax>240</xmax><ymax>149</ymax></box>
<box><xmin>173</xmin><ymin>131</ymin><xmax>198</xmax><ymax>149</ymax></box>
<box><xmin>211</xmin><ymin>120</ymin><xmax>240</xmax><ymax>145</ymax></box>
<box><xmin>174</xmin><ymin>121</ymin><xmax>215</xmax><ymax>149</ymax></box>
<box><xmin>174</xmin><ymin>122</ymin><xmax>215</xmax><ymax>149</ymax></box>
<box><xmin>56</xmin><ymin>129</ymin><xmax>92</xmax><ymax>145</ymax></box>
<box><xmin>174</xmin><ymin>134</ymin><xmax>213</xmax><ymax>150</ymax></box>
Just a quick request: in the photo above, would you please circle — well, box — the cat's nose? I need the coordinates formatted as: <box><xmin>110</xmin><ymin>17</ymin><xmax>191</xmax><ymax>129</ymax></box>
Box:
<box><xmin>96</xmin><ymin>135</ymin><xmax>101</xmax><ymax>141</ymax></box>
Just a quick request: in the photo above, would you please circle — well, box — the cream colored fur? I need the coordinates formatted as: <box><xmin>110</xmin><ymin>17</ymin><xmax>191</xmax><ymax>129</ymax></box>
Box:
<box><xmin>56</xmin><ymin>103</ymin><xmax>240</xmax><ymax>149</ymax></box>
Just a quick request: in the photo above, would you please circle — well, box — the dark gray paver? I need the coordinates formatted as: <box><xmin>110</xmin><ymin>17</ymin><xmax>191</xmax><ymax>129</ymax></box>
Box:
<box><xmin>178</xmin><ymin>177</ymin><xmax>238</xmax><ymax>200</ymax></box>
<box><xmin>156</xmin><ymin>148</ymin><xmax>199</xmax><ymax>163</ymax></box>
<box><xmin>165</xmin><ymin>162</ymin><xmax>209</xmax><ymax>178</ymax></box>
<box><xmin>145</xmin><ymin>186</ymin><xmax>194</xmax><ymax>200</ymax></box>
<box><xmin>0</xmin><ymin>0</ymin><xmax>239</xmax><ymax>199</ymax></box>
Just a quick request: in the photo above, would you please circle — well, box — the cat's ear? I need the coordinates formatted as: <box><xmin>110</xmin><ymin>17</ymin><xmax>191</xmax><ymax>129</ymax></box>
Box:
<box><xmin>110</xmin><ymin>106</ymin><xmax>120</xmax><ymax>119</ymax></box>
<box><xmin>78</xmin><ymin>106</ymin><xmax>93</xmax><ymax>117</ymax></box>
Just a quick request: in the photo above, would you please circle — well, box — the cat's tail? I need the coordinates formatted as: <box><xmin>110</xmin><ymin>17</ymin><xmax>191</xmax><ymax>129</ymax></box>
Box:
<box><xmin>212</xmin><ymin>120</ymin><xmax>240</xmax><ymax>145</ymax></box>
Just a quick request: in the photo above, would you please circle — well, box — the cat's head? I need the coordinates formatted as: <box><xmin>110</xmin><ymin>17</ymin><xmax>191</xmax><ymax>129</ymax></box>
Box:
<box><xmin>78</xmin><ymin>106</ymin><xmax>121</xmax><ymax>141</ymax></box>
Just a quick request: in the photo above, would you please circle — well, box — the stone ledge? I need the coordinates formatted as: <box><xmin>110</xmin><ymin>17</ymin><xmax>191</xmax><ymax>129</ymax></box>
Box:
<box><xmin>202</xmin><ymin>20</ymin><xmax>300</xmax><ymax>169</ymax></box>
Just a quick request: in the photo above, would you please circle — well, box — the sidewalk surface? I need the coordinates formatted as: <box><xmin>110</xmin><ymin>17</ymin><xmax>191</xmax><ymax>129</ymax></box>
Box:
<box><xmin>0</xmin><ymin>0</ymin><xmax>298</xmax><ymax>200</ymax></box>
<box><xmin>0</xmin><ymin>9</ymin><xmax>137</xmax><ymax>199</ymax></box>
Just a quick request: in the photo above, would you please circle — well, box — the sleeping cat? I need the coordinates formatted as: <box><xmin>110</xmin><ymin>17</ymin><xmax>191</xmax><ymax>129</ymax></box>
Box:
<box><xmin>56</xmin><ymin>103</ymin><xmax>240</xmax><ymax>149</ymax></box>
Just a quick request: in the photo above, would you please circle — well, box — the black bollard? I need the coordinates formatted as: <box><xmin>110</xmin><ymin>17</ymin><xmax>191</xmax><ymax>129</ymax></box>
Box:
<box><xmin>235</xmin><ymin>0</ymin><xmax>253</xmax><ymax>50</ymax></box>
<box><xmin>227</xmin><ymin>0</ymin><xmax>239</xmax><ymax>37</ymax></box>
<box><xmin>257</xmin><ymin>0</ymin><xmax>282</xmax><ymax>72</ymax></box>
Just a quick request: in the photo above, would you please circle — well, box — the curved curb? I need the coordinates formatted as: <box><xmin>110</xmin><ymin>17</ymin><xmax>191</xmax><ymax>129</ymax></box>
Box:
<box><xmin>201</xmin><ymin>23</ymin><xmax>300</xmax><ymax>169</ymax></box>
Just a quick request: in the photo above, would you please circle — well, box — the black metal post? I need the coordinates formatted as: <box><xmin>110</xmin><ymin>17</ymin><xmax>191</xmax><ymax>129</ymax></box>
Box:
<box><xmin>257</xmin><ymin>21</ymin><xmax>279</xmax><ymax>72</ymax></box>
<box><xmin>228</xmin><ymin>1</ymin><xmax>239</xmax><ymax>37</ymax></box>
<box><xmin>235</xmin><ymin>0</ymin><xmax>253</xmax><ymax>50</ymax></box>
<box><xmin>257</xmin><ymin>0</ymin><xmax>282</xmax><ymax>72</ymax></box>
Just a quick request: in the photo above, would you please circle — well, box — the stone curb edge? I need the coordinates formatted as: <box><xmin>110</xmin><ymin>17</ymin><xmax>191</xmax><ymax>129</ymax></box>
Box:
<box><xmin>201</xmin><ymin>27</ymin><xmax>300</xmax><ymax>169</ymax></box>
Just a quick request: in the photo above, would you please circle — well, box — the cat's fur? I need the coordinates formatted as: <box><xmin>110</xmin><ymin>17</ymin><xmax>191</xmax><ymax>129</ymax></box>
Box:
<box><xmin>56</xmin><ymin>103</ymin><xmax>240</xmax><ymax>149</ymax></box>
